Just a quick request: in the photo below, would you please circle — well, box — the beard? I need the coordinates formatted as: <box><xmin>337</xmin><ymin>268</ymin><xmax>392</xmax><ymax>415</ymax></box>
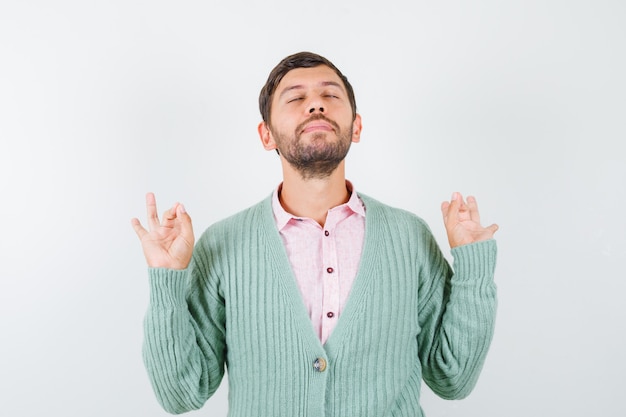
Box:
<box><xmin>271</xmin><ymin>114</ymin><xmax>353</xmax><ymax>180</ymax></box>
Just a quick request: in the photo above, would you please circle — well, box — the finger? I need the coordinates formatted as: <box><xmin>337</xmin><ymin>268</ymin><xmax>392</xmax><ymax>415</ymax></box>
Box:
<box><xmin>131</xmin><ymin>218</ymin><xmax>148</xmax><ymax>240</ymax></box>
<box><xmin>445</xmin><ymin>192</ymin><xmax>462</xmax><ymax>224</ymax></box>
<box><xmin>456</xmin><ymin>192</ymin><xmax>469</xmax><ymax>214</ymax></box>
<box><xmin>176</xmin><ymin>203</ymin><xmax>194</xmax><ymax>238</ymax></box>
<box><xmin>440</xmin><ymin>201</ymin><xmax>450</xmax><ymax>218</ymax></box>
<box><xmin>146</xmin><ymin>192</ymin><xmax>160</xmax><ymax>230</ymax></box>
<box><xmin>486</xmin><ymin>223</ymin><xmax>499</xmax><ymax>234</ymax></box>
<box><xmin>176</xmin><ymin>203</ymin><xmax>189</xmax><ymax>220</ymax></box>
<box><xmin>466</xmin><ymin>195</ymin><xmax>481</xmax><ymax>224</ymax></box>
<box><xmin>161</xmin><ymin>204</ymin><xmax>179</xmax><ymax>227</ymax></box>
<box><xmin>176</xmin><ymin>204</ymin><xmax>192</xmax><ymax>225</ymax></box>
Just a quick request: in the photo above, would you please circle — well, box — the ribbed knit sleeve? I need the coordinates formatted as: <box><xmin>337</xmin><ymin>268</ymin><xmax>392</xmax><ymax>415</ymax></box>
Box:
<box><xmin>417</xmin><ymin>237</ymin><xmax>497</xmax><ymax>399</ymax></box>
<box><xmin>142</xmin><ymin>239</ymin><xmax>227</xmax><ymax>413</ymax></box>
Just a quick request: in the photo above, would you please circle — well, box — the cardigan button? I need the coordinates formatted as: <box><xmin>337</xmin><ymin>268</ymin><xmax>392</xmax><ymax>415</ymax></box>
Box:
<box><xmin>313</xmin><ymin>358</ymin><xmax>327</xmax><ymax>372</ymax></box>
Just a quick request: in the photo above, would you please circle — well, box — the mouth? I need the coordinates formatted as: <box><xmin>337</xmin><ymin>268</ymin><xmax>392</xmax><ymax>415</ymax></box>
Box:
<box><xmin>298</xmin><ymin>115</ymin><xmax>339</xmax><ymax>135</ymax></box>
<box><xmin>301</xmin><ymin>121</ymin><xmax>334</xmax><ymax>134</ymax></box>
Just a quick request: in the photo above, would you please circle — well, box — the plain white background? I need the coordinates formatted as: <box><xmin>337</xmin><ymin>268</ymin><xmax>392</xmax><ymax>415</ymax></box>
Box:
<box><xmin>1</xmin><ymin>1</ymin><xmax>624</xmax><ymax>416</ymax></box>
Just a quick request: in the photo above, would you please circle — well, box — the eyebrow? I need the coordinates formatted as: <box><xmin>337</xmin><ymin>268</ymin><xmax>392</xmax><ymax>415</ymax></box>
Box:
<box><xmin>278</xmin><ymin>81</ymin><xmax>344</xmax><ymax>98</ymax></box>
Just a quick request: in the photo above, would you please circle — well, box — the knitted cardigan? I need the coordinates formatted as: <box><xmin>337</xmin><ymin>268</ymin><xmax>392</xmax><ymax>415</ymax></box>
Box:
<box><xmin>143</xmin><ymin>193</ymin><xmax>498</xmax><ymax>416</ymax></box>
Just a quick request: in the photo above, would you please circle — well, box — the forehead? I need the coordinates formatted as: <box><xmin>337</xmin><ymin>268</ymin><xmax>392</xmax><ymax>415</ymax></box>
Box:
<box><xmin>276</xmin><ymin>65</ymin><xmax>345</xmax><ymax>94</ymax></box>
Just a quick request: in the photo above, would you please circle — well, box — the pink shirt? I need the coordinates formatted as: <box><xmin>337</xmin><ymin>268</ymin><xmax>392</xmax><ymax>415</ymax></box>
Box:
<box><xmin>272</xmin><ymin>181</ymin><xmax>366</xmax><ymax>344</ymax></box>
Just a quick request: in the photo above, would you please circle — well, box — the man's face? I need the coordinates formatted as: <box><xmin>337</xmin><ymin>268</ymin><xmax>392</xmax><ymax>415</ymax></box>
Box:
<box><xmin>263</xmin><ymin>65</ymin><xmax>361</xmax><ymax>179</ymax></box>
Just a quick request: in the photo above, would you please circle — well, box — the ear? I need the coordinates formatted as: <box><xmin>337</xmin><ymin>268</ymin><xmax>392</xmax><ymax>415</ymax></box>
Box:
<box><xmin>351</xmin><ymin>113</ymin><xmax>362</xmax><ymax>143</ymax></box>
<box><xmin>258</xmin><ymin>121</ymin><xmax>277</xmax><ymax>151</ymax></box>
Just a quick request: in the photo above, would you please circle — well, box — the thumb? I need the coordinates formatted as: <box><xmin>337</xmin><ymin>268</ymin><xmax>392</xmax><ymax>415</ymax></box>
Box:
<box><xmin>176</xmin><ymin>203</ymin><xmax>188</xmax><ymax>217</ymax></box>
<box><xmin>176</xmin><ymin>203</ymin><xmax>194</xmax><ymax>235</ymax></box>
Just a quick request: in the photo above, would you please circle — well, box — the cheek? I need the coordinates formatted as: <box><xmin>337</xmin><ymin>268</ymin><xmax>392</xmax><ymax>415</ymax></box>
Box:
<box><xmin>272</xmin><ymin>117</ymin><xmax>300</xmax><ymax>136</ymax></box>
<box><xmin>269</xmin><ymin>108</ymin><xmax>297</xmax><ymax>130</ymax></box>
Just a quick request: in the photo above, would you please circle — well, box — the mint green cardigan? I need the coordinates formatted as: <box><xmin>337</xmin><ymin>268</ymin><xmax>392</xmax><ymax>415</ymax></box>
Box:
<box><xmin>143</xmin><ymin>194</ymin><xmax>497</xmax><ymax>416</ymax></box>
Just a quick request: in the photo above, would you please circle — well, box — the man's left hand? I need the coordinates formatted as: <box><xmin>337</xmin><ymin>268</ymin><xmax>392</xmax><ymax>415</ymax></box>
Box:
<box><xmin>441</xmin><ymin>192</ymin><xmax>499</xmax><ymax>248</ymax></box>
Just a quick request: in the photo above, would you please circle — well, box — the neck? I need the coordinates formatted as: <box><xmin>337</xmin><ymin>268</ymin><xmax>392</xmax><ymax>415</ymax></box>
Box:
<box><xmin>279</xmin><ymin>161</ymin><xmax>350</xmax><ymax>227</ymax></box>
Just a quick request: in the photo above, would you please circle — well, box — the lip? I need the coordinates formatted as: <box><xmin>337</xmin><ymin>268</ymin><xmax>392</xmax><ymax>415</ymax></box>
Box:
<box><xmin>301</xmin><ymin>122</ymin><xmax>334</xmax><ymax>134</ymax></box>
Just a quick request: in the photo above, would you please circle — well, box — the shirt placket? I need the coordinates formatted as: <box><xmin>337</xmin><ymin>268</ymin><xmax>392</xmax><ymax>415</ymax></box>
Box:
<box><xmin>321</xmin><ymin>211</ymin><xmax>341</xmax><ymax>344</ymax></box>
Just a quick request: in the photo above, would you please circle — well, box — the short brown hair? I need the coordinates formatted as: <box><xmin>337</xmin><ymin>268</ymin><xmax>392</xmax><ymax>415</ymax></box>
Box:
<box><xmin>259</xmin><ymin>51</ymin><xmax>357</xmax><ymax>124</ymax></box>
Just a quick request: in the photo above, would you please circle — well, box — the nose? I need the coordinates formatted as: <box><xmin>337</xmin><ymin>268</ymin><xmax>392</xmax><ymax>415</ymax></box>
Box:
<box><xmin>309</xmin><ymin>106</ymin><xmax>325</xmax><ymax>113</ymax></box>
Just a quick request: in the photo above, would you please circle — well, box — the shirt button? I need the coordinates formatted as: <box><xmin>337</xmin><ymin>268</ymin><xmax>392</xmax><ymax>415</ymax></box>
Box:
<box><xmin>326</xmin><ymin>267</ymin><xmax>334</xmax><ymax>274</ymax></box>
<box><xmin>324</xmin><ymin>230</ymin><xmax>329</xmax><ymax>236</ymax></box>
<box><xmin>327</xmin><ymin>312</ymin><xmax>335</xmax><ymax>318</ymax></box>
<box><xmin>313</xmin><ymin>358</ymin><xmax>327</xmax><ymax>372</ymax></box>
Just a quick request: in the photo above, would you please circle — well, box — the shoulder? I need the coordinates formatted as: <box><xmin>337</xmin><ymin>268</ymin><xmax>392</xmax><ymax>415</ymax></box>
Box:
<box><xmin>358</xmin><ymin>192</ymin><xmax>432</xmax><ymax>233</ymax></box>
<box><xmin>358</xmin><ymin>193</ymin><xmax>448</xmax><ymax>269</ymax></box>
<box><xmin>197</xmin><ymin>195</ymin><xmax>273</xmax><ymax>245</ymax></box>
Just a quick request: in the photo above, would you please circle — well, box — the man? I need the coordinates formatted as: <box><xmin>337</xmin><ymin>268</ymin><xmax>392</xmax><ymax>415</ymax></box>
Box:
<box><xmin>132</xmin><ymin>51</ymin><xmax>499</xmax><ymax>416</ymax></box>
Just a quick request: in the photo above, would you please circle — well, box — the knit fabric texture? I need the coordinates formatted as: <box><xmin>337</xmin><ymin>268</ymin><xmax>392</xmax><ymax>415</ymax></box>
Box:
<box><xmin>143</xmin><ymin>193</ymin><xmax>498</xmax><ymax>416</ymax></box>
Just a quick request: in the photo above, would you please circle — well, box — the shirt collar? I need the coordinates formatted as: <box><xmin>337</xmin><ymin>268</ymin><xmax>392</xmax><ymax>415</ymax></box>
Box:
<box><xmin>271</xmin><ymin>180</ymin><xmax>365</xmax><ymax>231</ymax></box>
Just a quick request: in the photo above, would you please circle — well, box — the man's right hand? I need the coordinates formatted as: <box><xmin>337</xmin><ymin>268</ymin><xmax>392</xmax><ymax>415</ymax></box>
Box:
<box><xmin>131</xmin><ymin>192</ymin><xmax>195</xmax><ymax>270</ymax></box>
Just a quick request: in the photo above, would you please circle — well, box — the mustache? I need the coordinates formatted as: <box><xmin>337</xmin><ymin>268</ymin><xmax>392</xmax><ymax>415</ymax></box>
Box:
<box><xmin>296</xmin><ymin>114</ymin><xmax>340</xmax><ymax>133</ymax></box>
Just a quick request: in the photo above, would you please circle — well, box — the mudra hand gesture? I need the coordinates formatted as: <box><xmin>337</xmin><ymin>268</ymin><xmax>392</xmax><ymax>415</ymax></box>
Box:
<box><xmin>441</xmin><ymin>192</ymin><xmax>499</xmax><ymax>248</ymax></box>
<box><xmin>131</xmin><ymin>192</ymin><xmax>195</xmax><ymax>270</ymax></box>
